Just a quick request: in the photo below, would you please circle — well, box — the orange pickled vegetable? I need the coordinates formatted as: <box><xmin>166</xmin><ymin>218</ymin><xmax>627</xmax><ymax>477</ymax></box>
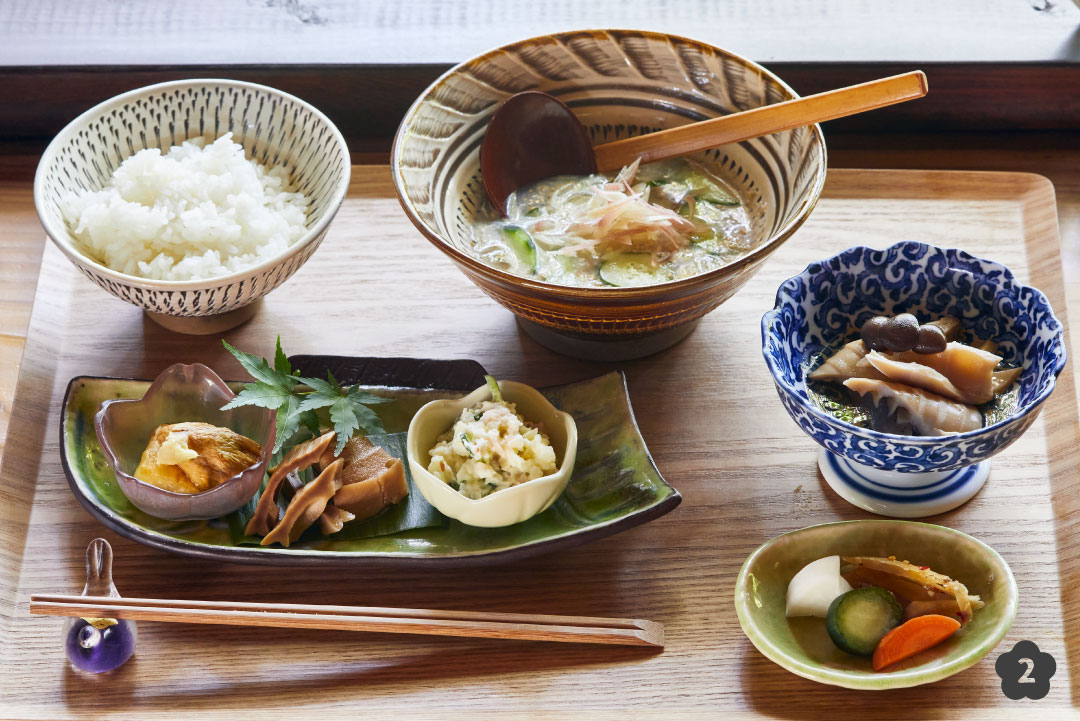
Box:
<box><xmin>872</xmin><ymin>614</ymin><xmax>961</xmax><ymax>671</ymax></box>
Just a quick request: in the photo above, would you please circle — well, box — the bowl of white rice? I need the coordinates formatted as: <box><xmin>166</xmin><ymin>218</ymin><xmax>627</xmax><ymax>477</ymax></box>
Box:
<box><xmin>34</xmin><ymin>79</ymin><xmax>350</xmax><ymax>333</ymax></box>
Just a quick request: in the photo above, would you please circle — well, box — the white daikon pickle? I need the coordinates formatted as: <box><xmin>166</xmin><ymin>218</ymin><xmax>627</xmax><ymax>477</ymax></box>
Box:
<box><xmin>785</xmin><ymin>555</ymin><xmax>853</xmax><ymax>617</ymax></box>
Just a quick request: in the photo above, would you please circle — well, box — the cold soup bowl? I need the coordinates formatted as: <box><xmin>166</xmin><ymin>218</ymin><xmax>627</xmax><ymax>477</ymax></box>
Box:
<box><xmin>392</xmin><ymin>29</ymin><xmax>826</xmax><ymax>360</ymax></box>
<box><xmin>761</xmin><ymin>241</ymin><xmax>1066</xmax><ymax>518</ymax></box>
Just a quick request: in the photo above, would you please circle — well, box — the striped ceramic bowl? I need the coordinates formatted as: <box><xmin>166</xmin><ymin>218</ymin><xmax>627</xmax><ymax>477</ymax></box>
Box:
<box><xmin>34</xmin><ymin>79</ymin><xmax>350</xmax><ymax>334</ymax></box>
<box><xmin>392</xmin><ymin>30</ymin><xmax>826</xmax><ymax>360</ymax></box>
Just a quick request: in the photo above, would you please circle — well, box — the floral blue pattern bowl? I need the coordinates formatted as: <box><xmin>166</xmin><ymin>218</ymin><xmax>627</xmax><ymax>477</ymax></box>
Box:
<box><xmin>761</xmin><ymin>241</ymin><xmax>1066</xmax><ymax>517</ymax></box>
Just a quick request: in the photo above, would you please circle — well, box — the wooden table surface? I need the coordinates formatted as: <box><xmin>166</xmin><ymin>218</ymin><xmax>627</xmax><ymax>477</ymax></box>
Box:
<box><xmin>9</xmin><ymin>131</ymin><xmax>1079</xmax><ymax>456</ymax></box>
<box><xmin>0</xmin><ymin>151</ymin><xmax>1078</xmax><ymax>718</ymax></box>
<box><xmin>0</xmin><ymin>134</ymin><xmax>1078</xmax><ymax>464</ymax></box>
<box><xmin>1</xmin><ymin>163</ymin><xmax>1076</xmax><ymax>719</ymax></box>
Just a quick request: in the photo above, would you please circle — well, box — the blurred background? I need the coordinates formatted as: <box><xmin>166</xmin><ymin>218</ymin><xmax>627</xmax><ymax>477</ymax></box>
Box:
<box><xmin>1</xmin><ymin>0</ymin><xmax>1078</xmax><ymax>152</ymax></box>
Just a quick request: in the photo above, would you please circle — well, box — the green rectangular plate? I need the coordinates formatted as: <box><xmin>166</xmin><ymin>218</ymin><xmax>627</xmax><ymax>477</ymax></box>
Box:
<box><xmin>60</xmin><ymin>356</ymin><xmax>681</xmax><ymax>566</ymax></box>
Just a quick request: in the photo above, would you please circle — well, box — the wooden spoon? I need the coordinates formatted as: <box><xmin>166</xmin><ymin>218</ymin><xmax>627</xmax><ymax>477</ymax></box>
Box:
<box><xmin>480</xmin><ymin>71</ymin><xmax>927</xmax><ymax>214</ymax></box>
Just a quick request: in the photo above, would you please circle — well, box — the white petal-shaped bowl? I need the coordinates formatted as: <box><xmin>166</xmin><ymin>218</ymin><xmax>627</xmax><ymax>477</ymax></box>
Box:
<box><xmin>406</xmin><ymin>380</ymin><xmax>578</xmax><ymax>527</ymax></box>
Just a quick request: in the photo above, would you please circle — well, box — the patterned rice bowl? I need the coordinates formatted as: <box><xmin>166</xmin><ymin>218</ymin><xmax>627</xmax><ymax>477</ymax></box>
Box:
<box><xmin>34</xmin><ymin>79</ymin><xmax>350</xmax><ymax>334</ymax></box>
<box><xmin>761</xmin><ymin>241</ymin><xmax>1066</xmax><ymax>518</ymax></box>
<box><xmin>392</xmin><ymin>29</ymin><xmax>826</xmax><ymax>361</ymax></box>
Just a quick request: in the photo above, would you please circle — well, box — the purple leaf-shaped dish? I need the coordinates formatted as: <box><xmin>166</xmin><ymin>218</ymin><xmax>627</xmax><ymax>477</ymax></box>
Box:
<box><xmin>94</xmin><ymin>363</ymin><xmax>276</xmax><ymax>520</ymax></box>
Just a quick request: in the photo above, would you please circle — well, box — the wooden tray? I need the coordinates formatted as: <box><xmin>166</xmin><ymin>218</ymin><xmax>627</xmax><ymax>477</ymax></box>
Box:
<box><xmin>1</xmin><ymin>167</ymin><xmax>1077</xmax><ymax>719</ymax></box>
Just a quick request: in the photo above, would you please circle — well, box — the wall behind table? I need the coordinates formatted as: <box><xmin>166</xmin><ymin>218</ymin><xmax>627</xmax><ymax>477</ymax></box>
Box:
<box><xmin>2</xmin><ymin>62</ymin><xmax>1079</xmax><ymax>155</ymax></box>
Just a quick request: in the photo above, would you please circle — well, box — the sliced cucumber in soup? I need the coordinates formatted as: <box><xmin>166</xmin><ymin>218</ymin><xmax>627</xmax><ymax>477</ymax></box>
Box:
<box><xmin>599</xmin><ymin>253</ymin><xmax>674</xmax><ymax>287</ymax></box>
<box><xmin>535</xmin><ymin>252</ymin><xmax>577</xmax><ymax>285</ymax></box>
<box><xmin>687</xmin><ymin>221</ymin><xmax>729</xmax><ymax>256</ymax></box>
<box><xmin>501</xmin><ymin>225</ymin><xmax>537</xmax><ymax>273</ymax></box>
<box><xmin>825</xmin><ymin>586</ymin><xmax>903</xmax><ymax>656</ymax></box>
<box><xmin>699</xmin><ymin>193</ymin><xmax>740</xmax><ymax>206</ymax></box>
<box><xmin>693</xmin><ymin>236</ymin><xmax>726</xmax><ymax>255</ymax></box>
<box><xmin>670</xmin><ymin>164</ymin><xmax>741</xmax><ymax>206</ymax></box>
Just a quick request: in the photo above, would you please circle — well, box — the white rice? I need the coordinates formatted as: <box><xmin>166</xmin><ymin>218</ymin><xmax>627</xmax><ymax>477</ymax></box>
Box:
<box><xmin>61</xmin><ymin>133</ymin><xmax>309</xmax><ymax>281</ymax></box>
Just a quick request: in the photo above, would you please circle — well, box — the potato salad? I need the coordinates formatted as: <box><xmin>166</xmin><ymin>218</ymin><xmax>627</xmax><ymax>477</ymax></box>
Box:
<box><xmin>428</xmin><ymin>395</ymin><xmax>557</xmax><ymax>500</ymax></box>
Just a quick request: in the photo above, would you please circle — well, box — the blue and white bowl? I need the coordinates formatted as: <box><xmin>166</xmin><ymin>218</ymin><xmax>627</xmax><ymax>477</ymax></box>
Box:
<box><xmin>761</xmin><ymin>241</ymin><xmax>1066</xmax><ymax>517</ymax></box>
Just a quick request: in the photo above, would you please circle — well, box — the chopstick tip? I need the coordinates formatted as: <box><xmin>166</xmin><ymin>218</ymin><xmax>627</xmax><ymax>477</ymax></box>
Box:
<box><xmin>636</xmin><ymin>619</ymin><xmax>665</xmax><ymax>648</ymax></box>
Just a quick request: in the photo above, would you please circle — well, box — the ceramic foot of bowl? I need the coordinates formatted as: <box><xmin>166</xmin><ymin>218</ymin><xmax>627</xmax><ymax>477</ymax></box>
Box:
<box><xmin>517</xmin><ymin>318</ymin><xmax>699</xmax><ymax>361</ymax></box>
<box><xmin>817</xmin><ymin>448</ymin><xmax>988</xmax><ymax>518</ymax></box>
<box><xmin>145</xmin><ymin>299</ymin><xmax>262</xmax><ymax>335</ymax></box>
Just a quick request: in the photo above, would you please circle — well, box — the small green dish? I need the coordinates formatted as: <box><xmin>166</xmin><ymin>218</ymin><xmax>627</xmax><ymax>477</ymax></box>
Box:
<box><xmin>734</xmin><ymin>520</ymin><xmax>1018</xmax><ymax>689</ymax></box>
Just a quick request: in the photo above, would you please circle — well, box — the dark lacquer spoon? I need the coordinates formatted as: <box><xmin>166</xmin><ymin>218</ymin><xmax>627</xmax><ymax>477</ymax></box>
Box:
<box><xmin>480</xmin><ymin>71</ymin><xmax>928</xmax><ymax>215</ymax></box>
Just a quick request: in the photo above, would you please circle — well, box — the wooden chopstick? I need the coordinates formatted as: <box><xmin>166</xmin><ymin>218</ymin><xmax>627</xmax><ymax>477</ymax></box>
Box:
<box><xmin>29</xmin><ymin>594</ymin><xmax>663</xmax><ymax>648</ymax></box>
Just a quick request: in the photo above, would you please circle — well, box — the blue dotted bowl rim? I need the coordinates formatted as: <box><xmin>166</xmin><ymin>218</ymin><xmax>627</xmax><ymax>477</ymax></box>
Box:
<box><xmin>33</xmin><ymin>78</ymin><xmax>352</xmax><ymax>290</ymax></box>
<box><xmin>760</xmin><ymin>241</ymin><xmax>1068</xmax><ymax>444</ymax></box>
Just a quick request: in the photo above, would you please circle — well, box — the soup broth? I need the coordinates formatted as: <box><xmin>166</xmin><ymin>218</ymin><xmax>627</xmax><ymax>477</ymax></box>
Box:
<box><xmin>470</xmin><ymin>158</ymin><xmax>755</xmax><ymax>288</ymax></box>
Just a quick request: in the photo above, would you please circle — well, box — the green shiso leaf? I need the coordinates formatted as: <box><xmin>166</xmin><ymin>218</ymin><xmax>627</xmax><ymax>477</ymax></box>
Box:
<box><xmin>222</xmin><ymin>339</ymin><xmax>388</xmax><ymax>456</ymax></box>
<box><xmin>297</xmin><ymin>372</ymin><xmax>387</xmax><ymax>455</ymax></box>
<box><xmin>223</xmin><ymin>337</ymin><xmax>294</xmax><ymax>390</ymax></box>
<box><xmin>221</xmin><ymin>381</ymin><xmax>296</xmax><ymax>412</ymax></box>
<box><xmin>274</xmin><ymin>394</ymin><xmax>304</xmax><ymax>455</ymax></box>
<box><xmin>221</xmin><ymin>337</ymin><xmax>298</xmax><ymax>416</ymax></box>
<box><xmin>273</xmin><ymin>336</ymin><xmax>292</xmax><ymax>376</ymax></box>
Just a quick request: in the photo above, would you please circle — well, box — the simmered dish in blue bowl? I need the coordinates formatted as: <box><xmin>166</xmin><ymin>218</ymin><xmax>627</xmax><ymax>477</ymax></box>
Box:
<box><xmin>761</xmin><ymin>241</ymin><xmax>1066</xmax><ymax>518</ymax></box>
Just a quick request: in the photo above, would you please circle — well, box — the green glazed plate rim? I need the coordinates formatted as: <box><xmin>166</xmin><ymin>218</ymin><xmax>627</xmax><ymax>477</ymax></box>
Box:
<box><xmin>733</xmin><ymin>520</ymin><xmax>1019</xmax><ymax>690</ymax></box>
<box><xmin>60</xmin><ymin>357</ymin><xmax>681</xmax><ymax>567</ymax></box>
